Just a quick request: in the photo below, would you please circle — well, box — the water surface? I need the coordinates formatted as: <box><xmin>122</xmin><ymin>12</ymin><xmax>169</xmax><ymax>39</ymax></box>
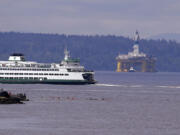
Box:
<box><xmin>0</xmin><ymin>71</ymin><xmax>180</xmax><ymax>135</ymax></box>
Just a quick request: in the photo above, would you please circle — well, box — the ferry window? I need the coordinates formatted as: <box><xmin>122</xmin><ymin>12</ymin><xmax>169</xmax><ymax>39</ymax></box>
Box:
<box><xmin>24</xmin><ymin>77</ymin><xmax>28</xmax><ymax>79</ymax></box>
<box><xmin>29</xmin><ymin>73</ymin><xmax>33</xmax><ymax>75</ymax></box>
<box><xmin>60</xmin><ymin>74</ymin><xmax>64</xmax><ymax>76</ymax></box>
<box><xmin>29</xmin><ymin>77</ymin><xmax>33</xmax><ymax>79</ymax></box>
<box><xmin>34</xmin><ymin>73</ymin><xmax>38</xmax><ymax>75</ymax></box>
<box><xmin>15</xmin><ymin>73</ymin><xmax>18</xmax><ymax>75</ymax></box>
<box><xmin>65</xmin><ymin>74</ymin><xmax>69</xmax><ymax>76</ymax></box>
<box><xmin>19</xmin><ymin>77</ymin><xmax>23</xmax><ymax>79</ymax></box>
<box><xmin>24</xmin><ymin>73</ymin><xmax>28</xmax><ymax>75</ymax></box>
<box><xmin>5</xmin><ymin>73</ymin><xmax>9</xmax><ymax>75</ymax></box>
<box><xmin>55</xmin><ymin>69</ymin><xmax>59</xmax><ymax>71</ymax></box>
<box><xmin>47</xmin><ymin>69</ymin><xmax>50</xmax><ymax>71</ymax></box>
<box><xmin>44</xmin><ymin>73</ymin><xmax>48</xmax><ymax>75</ymax></box>
<box><xmin>20</xmin><ymin>73</ymin><xmax>23</xmax><ymax>75</ymax></box>
<box><xmin>34</xmin><ymin>77</ymin><xmax>38</xmax><ymax>80</ymax></box>
<box><xmin>10</xmin><ymin>73</ymin><xmax>13</xmax><ymax>75</ymax></box>
<box><xmin>39</xmin><ymin>73</ymin><xmax>43</xmax><ymax>75</ymax></box>
<box><xmin>32</xmin><ymin>69</ymin><xmax>36</xmax><ymax>71</ymax></box>
<box><xmin>0</xmin><ymin>73</ymin><xmax>4</xmax><ymax>75</ymax></box>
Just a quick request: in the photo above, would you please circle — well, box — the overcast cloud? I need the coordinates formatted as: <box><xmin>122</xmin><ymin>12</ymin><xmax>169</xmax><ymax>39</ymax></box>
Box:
<box><xmin>0</xmin><ymin>0</ymin><xmax>180</xmax><ymax>37</ymax></box>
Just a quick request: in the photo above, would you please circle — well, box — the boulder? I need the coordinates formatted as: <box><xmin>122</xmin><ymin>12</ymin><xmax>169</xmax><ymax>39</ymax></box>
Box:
<box><xmin>0</xmin><ymin>89</ymin><xmax>28</xmax><ymax>104</ymax></box>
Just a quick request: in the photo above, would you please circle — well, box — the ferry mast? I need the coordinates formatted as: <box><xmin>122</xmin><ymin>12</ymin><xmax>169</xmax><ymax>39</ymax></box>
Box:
<box><xmin>116</xmin><ymin>31</ymin><xmax>156</xmax><ymax>72</ymax></box>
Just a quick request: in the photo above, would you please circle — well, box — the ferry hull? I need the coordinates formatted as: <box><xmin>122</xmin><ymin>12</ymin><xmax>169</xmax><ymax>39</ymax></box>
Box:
<box><xmin>0</xmin><ymin>79</ymin><xmax>96</xmax><ymax>85</ymax></box>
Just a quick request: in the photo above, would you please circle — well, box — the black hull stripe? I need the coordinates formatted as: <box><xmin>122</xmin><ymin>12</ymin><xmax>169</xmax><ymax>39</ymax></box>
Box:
<box><xmin>0</xmin><ymin>79</ymin><xmax>95</xmax><ymax>85</ymax></box>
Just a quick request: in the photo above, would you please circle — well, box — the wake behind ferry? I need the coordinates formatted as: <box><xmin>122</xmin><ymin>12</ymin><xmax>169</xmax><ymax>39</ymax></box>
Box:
<box><xmin>0</xmin><ymin>49</ymin><xmax>96</xmax><ymax>84</ymax></box>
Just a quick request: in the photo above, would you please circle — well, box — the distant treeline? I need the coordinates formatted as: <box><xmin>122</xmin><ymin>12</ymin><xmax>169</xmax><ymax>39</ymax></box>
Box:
<box><xmin>0</xmin><ymin>32</ymin><xmax>180</xmax><ymax>71</ymax></box>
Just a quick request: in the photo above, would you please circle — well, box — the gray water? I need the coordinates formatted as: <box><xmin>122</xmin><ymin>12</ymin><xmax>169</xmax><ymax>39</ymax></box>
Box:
<box><xmin>1</xmin><ymin>71</ymin><xmax>180</xmax><ymax>135</ymax></box>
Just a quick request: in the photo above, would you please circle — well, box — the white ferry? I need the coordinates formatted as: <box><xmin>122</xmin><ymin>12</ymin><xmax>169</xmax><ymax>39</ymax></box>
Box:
<box><xmin>0</xmin><ymin>49</ymin><xmax>96</xmax><ymax>84</ymax></box>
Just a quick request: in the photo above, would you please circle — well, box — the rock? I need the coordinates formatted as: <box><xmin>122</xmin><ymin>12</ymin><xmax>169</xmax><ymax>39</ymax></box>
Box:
<box><xmin>11</xmin><ymin>93</ymin><xmax>29</xmax><ymax>101</ymax></box>
<box><xmin>0</xmin><ymin>89</ymin><xmax>28</xmax><ymax>104</ymax></box>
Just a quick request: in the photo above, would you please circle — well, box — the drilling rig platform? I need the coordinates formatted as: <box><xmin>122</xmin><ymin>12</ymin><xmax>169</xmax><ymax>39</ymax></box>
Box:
<box><xmin>116</xmin><ymin>31</ymin><xmax>156</xmax><ymax>72</ymax></box>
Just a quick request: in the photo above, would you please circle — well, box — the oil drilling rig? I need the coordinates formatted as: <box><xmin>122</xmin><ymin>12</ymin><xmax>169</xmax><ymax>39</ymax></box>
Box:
<box><xmin>116</xmin><ymin>31</ymin><xmax>156</xmax><ymax>72</ymax></box>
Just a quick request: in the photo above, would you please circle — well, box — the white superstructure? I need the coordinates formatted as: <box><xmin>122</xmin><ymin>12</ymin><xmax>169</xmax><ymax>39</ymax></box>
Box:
<box><xmin>0</xmin><ymin>50</ymin><xmax>95</xmax><ymax>84</ymax></box>
<box><xmin>116</xmin><ymin>31</ymin><xmax>146</xmax><ymax>60</ymax></box>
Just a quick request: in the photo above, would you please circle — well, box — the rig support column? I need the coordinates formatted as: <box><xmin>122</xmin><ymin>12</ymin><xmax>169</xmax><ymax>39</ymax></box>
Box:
<box><xmin>117</xmin><ymin>61</ymin><xmax>122</xmax><ymax>72</ymax></box>
<box><xmin>142</xmin><ymin>61</ymin><xmax>147</xmax><ymax>72</ymax></box>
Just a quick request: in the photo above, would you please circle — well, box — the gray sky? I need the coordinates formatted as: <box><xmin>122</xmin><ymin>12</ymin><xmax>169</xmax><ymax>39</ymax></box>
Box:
<box><xmin>0</xmin><ymin>0</ymin><xmax>180</xmax><ymax>37</ymax></box>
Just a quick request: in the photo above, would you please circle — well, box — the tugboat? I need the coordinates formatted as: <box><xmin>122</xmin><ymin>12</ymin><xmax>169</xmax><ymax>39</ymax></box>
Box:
<box><xmin>0</xmin><ymin>49</ymin><xmax>96</xmax><ymax>84</ymax></box>
<box><xmin>129</xmin><ymin>67</ymin><xmax>136</xmax><ymax>72</ymax></box>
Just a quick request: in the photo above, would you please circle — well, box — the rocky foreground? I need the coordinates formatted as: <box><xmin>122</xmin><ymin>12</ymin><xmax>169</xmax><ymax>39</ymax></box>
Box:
<box><xmin>0</xmin><ymin>89</ymin><xmax>29</xmax><ymax>104</ymax></box>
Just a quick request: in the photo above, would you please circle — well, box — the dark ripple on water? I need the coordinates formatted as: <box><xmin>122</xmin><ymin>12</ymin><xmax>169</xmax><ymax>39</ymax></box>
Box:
<box><xmin>1</xmin><ymin>72</ymin><xmax>180</xmax><ymax>135</ymax></box>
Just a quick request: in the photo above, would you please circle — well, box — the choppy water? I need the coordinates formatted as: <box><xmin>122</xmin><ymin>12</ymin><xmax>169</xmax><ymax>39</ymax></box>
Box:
<box><xmin>1</xmin><ymin>71</ymin><xmax>180</xmax><ymax>135</ymax></box>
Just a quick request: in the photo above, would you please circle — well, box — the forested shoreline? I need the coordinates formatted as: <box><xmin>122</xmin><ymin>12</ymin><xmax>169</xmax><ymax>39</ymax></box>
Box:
<box><xmin>0</xmin><ymin>32</ymin><xmax>179</xmax><ymax>71</ymax></box>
